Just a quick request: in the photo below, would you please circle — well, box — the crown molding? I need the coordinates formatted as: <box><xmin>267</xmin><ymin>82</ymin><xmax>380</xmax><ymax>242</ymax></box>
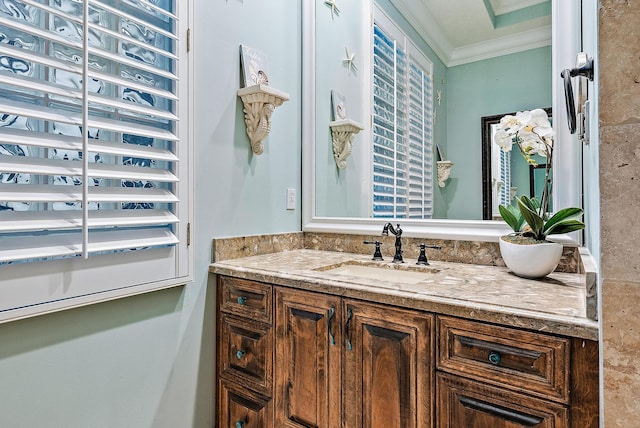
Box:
<box><xmin>390</xmin><ymin>0</ymin><xmax>551</xmax><ymax>67</ymax></box>
<box><xmin>448</xmin><ymin>25</ymin><xmax>552</xmax><ymax>67</ymax></box>
<box><xmin>490</xmin><ymin>0</ymin><xmax>548</xmax><ymax>15</ymax></box>
<box><xmin>390</xmin><ymin>0</ymin><xmax>453</xmax><ymax>65</ymax></box>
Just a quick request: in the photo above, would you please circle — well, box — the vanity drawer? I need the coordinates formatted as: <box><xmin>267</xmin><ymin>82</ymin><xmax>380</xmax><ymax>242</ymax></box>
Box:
<box><xmin>219</xmin><ymin>379</ymin><xmax>273</xmax><ymax>428</ymax></box>
<box><xmin>437</xmin><ymin>316</ymin><xmax>570</xmax><ymax>403</ymax></box>
<box><xmin>436</xmin><ymin>372</ymin><xmax>568</xmax><ymax>428</ymax></box>
<box><xmin>220</xmin><ymin>313</ymin><xmax>273</xmax><ymax>393</ymax></box>
<box><xmin>220</xmin><ymin>276</ymin><xmax>272</xmax><ymax>324</ymax></box>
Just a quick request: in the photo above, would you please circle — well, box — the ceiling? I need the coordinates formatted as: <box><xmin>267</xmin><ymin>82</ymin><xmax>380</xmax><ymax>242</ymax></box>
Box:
<box><xmin>391</xmin><ymin>0</ymin><xmax>552</xmax><ymax>67</ymax></box>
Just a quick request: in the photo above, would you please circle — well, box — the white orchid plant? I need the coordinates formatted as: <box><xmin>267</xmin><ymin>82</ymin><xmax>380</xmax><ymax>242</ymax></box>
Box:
<box><xmin>494</xmin><ymin>109</ymin><xmax>585</xmax><ymax>242</ymax></box>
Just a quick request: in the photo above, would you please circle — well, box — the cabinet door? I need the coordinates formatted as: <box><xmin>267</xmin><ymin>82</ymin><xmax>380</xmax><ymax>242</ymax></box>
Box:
<box><xmin>437</xmin><ymin>373</ymin><xmax>568</xmax><ymax>428</ymax></box>
<box><xmin>343</xmin><ymin>299</ymin><xmax>434</xmax><ymax>428</ymax></box>
<box><xmin>274</xmin><ymin>288</ymin><xmax>342</xmax><ymax>428</ymax></box>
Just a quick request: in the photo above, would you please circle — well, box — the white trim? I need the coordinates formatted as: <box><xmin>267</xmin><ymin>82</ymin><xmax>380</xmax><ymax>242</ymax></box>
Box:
<box><xmin>389</xmin><ymin>0</ymin><xmax>452</xmax><ymax>65</ymax></box>
<box><xmin>301</xmin><ymin>0</ymin><xmax>316</xmax><ymax>231</ymax></box>
<box><xmin>448</xmin><ymin>26</ymin><xmax>551</xmax><ymax>67</ymax></box>
<box><xmin>490</xmin><ymin>0</ymin><xmax>548</xmax><ymax>15</ymax></box>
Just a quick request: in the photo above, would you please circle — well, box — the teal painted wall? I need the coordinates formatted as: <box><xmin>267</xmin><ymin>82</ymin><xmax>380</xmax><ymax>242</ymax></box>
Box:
<box><xmin>315</xmin><ymin>0</ymin><xmax>449</xmax><ymax>218</ymax></box>
<box><xmin>315</xmin><ymin>0</ymin><xmax>371</xmax><ymax>217</ymax></box>
<box><xmin>0</xmin><ymin>1</ymin><xmax>302</xmax><ymax>427</ymax></box>
<box><xmin>445</xmin><ymin>46</ymin><xmax>552</xmax><ymax>219</ymax></box>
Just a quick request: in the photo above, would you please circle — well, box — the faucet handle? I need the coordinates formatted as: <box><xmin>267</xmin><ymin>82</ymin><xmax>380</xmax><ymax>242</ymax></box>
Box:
<box><xmin>416</xmin><ymin>243</ymin><xmax>441</xmax><ymax>265</ymax></box>
<box><xmin>363</xmin><ymin>240</ymin><xmax>384</xmax><ymax>261</ymax></box>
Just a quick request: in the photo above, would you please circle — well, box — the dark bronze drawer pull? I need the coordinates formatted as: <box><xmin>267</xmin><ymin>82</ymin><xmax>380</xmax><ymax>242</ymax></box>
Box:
<box><xmin>345</xmin><ymin>308</ymin><xmax>353</xmax><ymax>351</ymax></box>
<box><xmin>328</xmin><ymin>306</ymin><xmax>336</xmax><ymax>346</ymax></box>
<box><xmin>458</xmin><ymin>395</ymin><xmax>543</xmax><ymax>425</ymax></box>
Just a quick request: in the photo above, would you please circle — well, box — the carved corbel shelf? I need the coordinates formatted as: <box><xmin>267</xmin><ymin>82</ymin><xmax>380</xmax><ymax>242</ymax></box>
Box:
<box><xmin>237</xmin><ymin>84</ymin><xmax>290</xmax><ymax>155</ymax></box>
<box><xmin>437</xmin><ymin>160</ymin><xmax>454</xmax><ymax>187</ymax></box>
<box><xmin>329</xmin><ymin>118</ymin><xmax>364</xmax><ymax>169</ymax></box>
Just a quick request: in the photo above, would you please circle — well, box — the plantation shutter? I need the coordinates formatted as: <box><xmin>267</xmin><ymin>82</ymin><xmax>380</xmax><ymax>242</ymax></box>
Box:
<box><xmin>372</xmin><ymin>17</ymin><xmax>433</xmax><ymax>219</ymax></box>
<box><xmin>0</xmin><ymin>0</ymin><xmax>180</xmax><ymax>263</ymax></box>
<box><xmin>407</xmin><ymin>59</ymin><xmax>433</xmax><ymax>218</ymax></box>
<box><xmin>499</xmin><ymin>148</ymin><xmax>512</xmax><ymax>206</ymax></box>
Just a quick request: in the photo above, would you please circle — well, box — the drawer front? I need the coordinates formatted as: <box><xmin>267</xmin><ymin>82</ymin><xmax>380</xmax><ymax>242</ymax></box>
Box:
<box><xmin>219</xmin><ymin>380</ymin><xmax>273</xmax><ymax>428</ymax></box>
<box><xmin>220</xmin><ymin>276</ymin><xmax>272</xmax><ymax>324</ymax></box>
<box><xmin>220</xmin><ymin>313</ymin><xmax>273</xmax><ymax>393</ymax></box>
<box><xmin>437</xmin><ymin>316</ymin><xmax>570</xmax><ymax>402</ymax></box>
<box><xmin>437</xmin><ymin>373</ymin><xmax>568</xmax><ymax>428</ymax></box>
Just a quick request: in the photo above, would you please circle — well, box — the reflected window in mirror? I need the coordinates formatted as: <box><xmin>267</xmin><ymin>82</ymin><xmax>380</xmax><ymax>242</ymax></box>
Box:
<box><xmin>491</xmin><ymin>142</ymin><xmax>512</xmax><ymax>219</ymax></box>
<box><xmin>481</xmin><ymin>108</ymin><xmax>552</xmax><ymax>220</ymax></box>
<box><xmin>372</xmin><ymin>6</ymin><xmax>434</xmax><ymax>219</ymax></box>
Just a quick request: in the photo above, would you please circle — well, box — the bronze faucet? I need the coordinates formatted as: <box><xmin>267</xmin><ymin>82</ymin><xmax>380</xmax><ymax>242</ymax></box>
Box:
<box><xmin>382</xmin><ymin>223</ymin><xmax>403</xmax><ymax>263</ymax></box>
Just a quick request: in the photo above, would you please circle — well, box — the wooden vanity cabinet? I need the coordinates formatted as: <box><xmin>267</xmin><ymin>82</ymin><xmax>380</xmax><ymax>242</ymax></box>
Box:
<box><xmin>274</xmin><ymin>287</ymin><xmax>342</xmax><ymax>428</ymax></box>
<box><xmin>217</xmin><ymin>276</ymin><xmax>274</xmax><ymax>428</ymax></box>
<box><xmin>436</xmin><ymin>315</ymin><xmax>599</xmax><ymax>428</ymax></box>
<box><xmin>342</xmin><ymin>298</ymin><xmax>433</xmax><ymax>427</ymax></box>
<box><xmin>216</xmin><ymin>275</ymin><xmax>598</xmax><ymax>428</ymax></box>
<box><xmin>274</xmin><ymin>287</ymin><xmax>434</xmax><ymax>428</ymax></box>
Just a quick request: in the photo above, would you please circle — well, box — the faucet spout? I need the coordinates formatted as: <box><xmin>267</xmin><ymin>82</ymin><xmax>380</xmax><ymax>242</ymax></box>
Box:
<box><xmin>382</xmin><ymin>223</ymin><xmax>403</xmax><ymax>263</ymax></box>
<box><xmin>382</xmin><ymin>222</ymin><xmax>399</xmax><ymax>237</ymax></box>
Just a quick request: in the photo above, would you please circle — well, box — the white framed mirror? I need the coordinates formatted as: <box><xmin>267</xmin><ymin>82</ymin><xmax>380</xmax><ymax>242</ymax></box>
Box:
<box><xmin>302</xmin><ymin>0</ymin><xmax>582</xmax><ymax>243</ymax></box>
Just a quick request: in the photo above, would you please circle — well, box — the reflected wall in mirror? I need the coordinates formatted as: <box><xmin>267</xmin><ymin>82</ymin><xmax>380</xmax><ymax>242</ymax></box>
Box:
<box><xmin>314</xmin><ymin>0</ymin><xmax>553</xmax><ymax>220</ymax></box>
<box><xmin>481</xmin><ymin>108</ymin><xmax>552</xmax><ymax>221</ymax></box>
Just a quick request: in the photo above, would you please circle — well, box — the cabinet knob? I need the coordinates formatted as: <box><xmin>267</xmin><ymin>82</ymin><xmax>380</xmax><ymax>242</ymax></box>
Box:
<box><xmin>237</xmin><ymin>296</ymin><xmax>247</xmax><ymax>305</ymax></box>
<box><xmin>235</xmin><ymin>421</ymin><xmax>245</xmax><ymax>428</ymax></box>
<box><xmin>488</xmin><ymin>351</ymin><xmax>501</xmax><ymax>365</ymax></box>
<box><xmin>236</xmin><ymin>349</ymin><xmax>247</xmax><ymax>360</ymax></box>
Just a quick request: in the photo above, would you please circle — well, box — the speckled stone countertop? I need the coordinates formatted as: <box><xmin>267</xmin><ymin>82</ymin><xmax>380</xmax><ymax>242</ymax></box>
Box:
<box><xmin>210</xmin><ymin>249</ymin><xmax>598</xmax><ymax>341</ymax></box>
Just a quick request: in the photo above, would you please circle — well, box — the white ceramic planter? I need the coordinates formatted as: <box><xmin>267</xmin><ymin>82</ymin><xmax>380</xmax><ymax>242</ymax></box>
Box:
<box><xmin>499</xmin><ymin>236</ymin><xmax>563</xmax><ymax>279</ymax></box>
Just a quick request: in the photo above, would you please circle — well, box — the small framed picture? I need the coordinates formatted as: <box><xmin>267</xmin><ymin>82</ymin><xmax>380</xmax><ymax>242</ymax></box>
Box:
<box><xmin>331</xmin><ymin>90</ymin><xmax>347</xmax><ymax>120</ymax></box>
<box><xmin>240</xmin><ymin>45</ymin><xmax>270</xmax><ymax>87</ymax></box>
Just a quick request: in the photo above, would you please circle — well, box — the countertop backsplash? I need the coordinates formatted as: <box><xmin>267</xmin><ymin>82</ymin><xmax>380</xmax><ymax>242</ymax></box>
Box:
<box><xmin>212</xmin><ymin>231</ymin><xmax>581</xmax><ymax>274</ymax></box>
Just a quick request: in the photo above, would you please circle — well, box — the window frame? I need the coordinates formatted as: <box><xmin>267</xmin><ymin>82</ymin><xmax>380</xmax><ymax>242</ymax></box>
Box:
<box><xmin>0</xmin><ymin>0</ymin><xmax>193</xmax><ymax>323</ymax></box>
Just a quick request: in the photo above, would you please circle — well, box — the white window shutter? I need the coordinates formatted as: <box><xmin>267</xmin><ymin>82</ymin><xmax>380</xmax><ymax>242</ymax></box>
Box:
<box><xmin>0</xmin><ymin>0</ymin><xmax>191</xmax><ymax>322</ymax></box>
<box><xmin>0</xmin><ymin>0</ymin><xmax>181</xmax><ymax>263</ymax></box>
<box><xmin>372</xmin><ymin>15</ymin><xmax>433</xmax><ymax>219</ymax></box>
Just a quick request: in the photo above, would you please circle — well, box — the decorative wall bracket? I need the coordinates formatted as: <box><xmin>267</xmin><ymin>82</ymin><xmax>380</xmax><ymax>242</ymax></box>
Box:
<box><xmin>237</xmin><ymin>84</ymin><xmax>290</xmax><ymax>155</ymax></box>
<box><xmin>437</xmin><ymin>160</ymin><xmax>454</xmax><ymax>187</ymax></box>
<box><xmin>329</xmin><ymin>119</ymin><xmax>363</xmax><ymax>169</ymax></box>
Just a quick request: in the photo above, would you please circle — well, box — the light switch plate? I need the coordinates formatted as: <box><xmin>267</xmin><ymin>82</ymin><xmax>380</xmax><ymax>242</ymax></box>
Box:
<box><xmin>286</xmin><ymin>188</ymin><xmax>296</xmax><ymax>210</ymax></box>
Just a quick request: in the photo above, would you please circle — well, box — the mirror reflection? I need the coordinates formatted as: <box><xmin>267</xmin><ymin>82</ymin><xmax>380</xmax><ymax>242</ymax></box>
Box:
<box><xmin>314</xmin><ymin>0</ymin><xmax>553</xmax><ymax>221</ymax></box>
<box><xmin>481</xmin><ymin>108</ymin><xmax>552</xmax><ymax>220</ymax></box>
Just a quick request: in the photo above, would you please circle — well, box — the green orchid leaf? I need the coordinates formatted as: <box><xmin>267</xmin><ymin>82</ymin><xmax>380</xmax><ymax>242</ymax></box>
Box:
<box><xmin>517</xmin><ymin>196</ymin><xmax>545</xmax><ymax>239</ymax></box>
<box><xmin>519</xmin><ymin>195</ymin><xmax>538</xmax><ymax>212</ymax></box>
<box><xmin>499</xmin><ymin>204</ymin><xmax>522</xmax><ymax>232</ymax></box>
<box><xmin>543</xmin><ymin>207</ymin><xmax>584</xmax><ymax>233</ymax></box>
<box><xmin>546</xmin><ymin>219</ymin><xmax>586</xmax><ymax>236</ymax></box>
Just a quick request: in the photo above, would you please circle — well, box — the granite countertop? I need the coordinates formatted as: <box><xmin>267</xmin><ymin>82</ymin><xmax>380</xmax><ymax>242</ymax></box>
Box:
<box><xmin>209</xmin><ymin>249</ymin><xmax>598</xmax><ymax>340</ymax></box>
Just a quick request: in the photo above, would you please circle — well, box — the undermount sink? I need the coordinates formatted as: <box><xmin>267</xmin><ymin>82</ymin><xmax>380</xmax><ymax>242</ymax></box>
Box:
<box><xmin>316</xmin><ymin>261</ymin><xmax>440</xmax><ymax>285</ymax></box>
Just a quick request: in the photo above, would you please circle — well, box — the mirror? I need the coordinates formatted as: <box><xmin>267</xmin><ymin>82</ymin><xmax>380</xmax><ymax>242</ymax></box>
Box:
<box><xmin>302</xmin><ymin>1</ymin><xmax>583</xmax><ymax>242</ymax></box>
<box><xmin>481</xmin><ymin>108</ymin><xmax>552</xmax><ymax>220</ymax></box>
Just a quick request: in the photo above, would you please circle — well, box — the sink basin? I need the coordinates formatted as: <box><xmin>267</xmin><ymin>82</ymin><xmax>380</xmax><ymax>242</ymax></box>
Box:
<box><xmin>316</xmin><ymin>261</ymin><xmax>439</xmax><ymax>285</ymax></box>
